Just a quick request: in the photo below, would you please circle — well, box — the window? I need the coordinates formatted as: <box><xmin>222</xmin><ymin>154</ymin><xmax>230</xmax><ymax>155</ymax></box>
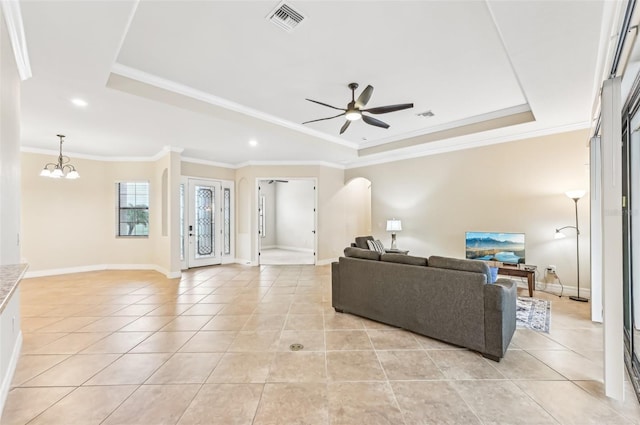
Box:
<box><xmin>117</xmin><ymin>182</ymin><xmax>149</xmax><ymax>237</ymax></box>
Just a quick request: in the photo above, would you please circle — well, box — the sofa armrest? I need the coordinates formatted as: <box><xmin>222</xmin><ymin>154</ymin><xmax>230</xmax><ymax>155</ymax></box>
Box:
<box><xmin>484</xmin><ymin>279</ymin><xmax>517</xmax><ymax>311</ymax></box>
<box><xmin>331</xmin><ymin>262</ymin><xmax>341</xmax><ymax>311</ymax></box>
<box><xmin>483</xmin><ymin>278</ymin><xmax>517</xmax><ymax>360</ymax></box>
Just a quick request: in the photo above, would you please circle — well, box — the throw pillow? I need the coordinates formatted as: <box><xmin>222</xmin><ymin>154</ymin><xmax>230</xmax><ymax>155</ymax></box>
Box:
<box><xmin>367</xmin><ymin>239</ymin><xmax>385</xmax><ymax>254</ymax></box>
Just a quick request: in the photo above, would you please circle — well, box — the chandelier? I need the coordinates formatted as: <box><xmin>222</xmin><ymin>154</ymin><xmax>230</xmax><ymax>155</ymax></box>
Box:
<box><xmin>39</xmin><ymin>134</ymin><xmax>80</xmax><ymax>179</ymax></box>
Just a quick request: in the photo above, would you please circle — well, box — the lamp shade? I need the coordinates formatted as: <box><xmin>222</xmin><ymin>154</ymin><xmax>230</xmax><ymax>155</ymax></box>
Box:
<box><xmin>386</xmin><ymin>219</ymin><xmax>402</xmax><ymax>232</ymax></box>
<box><xmin>565</xmin><ymin>190</ymin><xmax>586</xmax><ymax>200</ymax></box>
<box><xmin>554</xmin><ymin>230</ymin><xmax>566</xmax><ymax>239</ymax></box>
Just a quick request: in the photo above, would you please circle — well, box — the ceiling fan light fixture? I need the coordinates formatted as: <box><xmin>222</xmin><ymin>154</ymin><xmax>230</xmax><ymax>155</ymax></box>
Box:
<box><xmin>345</xmin><ymin>109</ymin><xmax>361</xmax><ymax>121</ymax></box>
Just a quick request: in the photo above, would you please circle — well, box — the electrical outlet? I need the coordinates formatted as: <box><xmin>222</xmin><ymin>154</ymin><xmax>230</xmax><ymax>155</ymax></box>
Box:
<box><xmin>546</xmin><ymin>265</ymin><xmax>556</xmax><ymax>274</ymax></box>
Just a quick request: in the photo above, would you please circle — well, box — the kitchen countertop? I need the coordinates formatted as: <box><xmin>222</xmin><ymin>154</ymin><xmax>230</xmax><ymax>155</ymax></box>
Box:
<box><xmin>0</xmin><ymin>264</ymin><xmax>28</xmax><ymax>314</ymax></box>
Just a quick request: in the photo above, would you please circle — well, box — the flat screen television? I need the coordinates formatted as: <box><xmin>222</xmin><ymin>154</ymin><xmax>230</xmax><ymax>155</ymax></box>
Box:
<box><xmin>465</xmin><ymin>231</ymin><xmax>525</xmax><ymax>265</ymax></box>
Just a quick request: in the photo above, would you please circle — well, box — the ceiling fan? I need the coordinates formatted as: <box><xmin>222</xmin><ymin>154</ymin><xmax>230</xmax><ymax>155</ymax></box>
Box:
<box><xmin>302</xmin><ymin>83</ymin><xmax>414</xmax><ymax>134</ymax></box>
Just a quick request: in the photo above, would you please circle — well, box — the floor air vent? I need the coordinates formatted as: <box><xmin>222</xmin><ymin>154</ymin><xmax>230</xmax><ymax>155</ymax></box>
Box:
<box><xmin>267</xmin><ymin>2</ymin><xmax>305</xmax><ymax>32</ymax></box>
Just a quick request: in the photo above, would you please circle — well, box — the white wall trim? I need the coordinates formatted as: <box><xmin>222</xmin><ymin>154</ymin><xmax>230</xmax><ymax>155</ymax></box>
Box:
<box><xmin>0</xmin><ymin>0</ymin><xmax>31</xmax><ymax>80</ymax></box>
<box><xmin>24</xmin><ymin>264</ymin><xmax>181</xmax><ymax>279</ymax></box>
<box><xmin>23</xmin><ymin>126</ymin><xmax>595</xmax><ymax>172</ymax></box>
<box><xmin>345</xmin><ymin>121</ymin><xmax>591</xmax><ymax>169</ymax></box>
<box><xmin>236</xmin><ymin>160</ymin><xmax>345</xmax><ymax>170</ymax></box>
<box><xmin>316</xmin><ymin>258</ymin><xmax>338</xmax><ymax>266</ymax></box>
<box><xmin>0</xmin><ymin>331</ymin><xmax>22</xmax><ymax>414</ymax></box>
<box><xmin>532</xmin><ymin>281</ymin><xmax>591</xmax><ymax>299</ymax></box>
<box><xmin>235</xmin><ymin>258</ymin><xmax>256</xmax><ymax>266</ymax></box>
<box><xmin>181</xmin><ymin>156</ymin><xmax>236</xmax><ymax>169</ymax></box>
<box><xmin>111</xmin><ymin>63</ymin><xmax>357</xmax><ymax>150</ymax></box>
<box><xmin>20</xmin><ymin>146</ymin><xmax>176</xmax><ymax>163</ymax></box>
<box><xmin>266</xmin><ymin>245</ymin><xmax>314</xmax><ymax>253</ymax></box>
<box><xmin>359</xmin><ymin>104</ymin><xmax>533</xmax><ymax>149</ymax></box>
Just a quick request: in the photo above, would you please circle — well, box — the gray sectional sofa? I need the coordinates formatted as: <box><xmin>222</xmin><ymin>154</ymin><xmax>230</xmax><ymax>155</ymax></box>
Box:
<box><xmin>331</xmin><ymin>247</ymin><xmax>517</xmax><ymax>361</ymax></box>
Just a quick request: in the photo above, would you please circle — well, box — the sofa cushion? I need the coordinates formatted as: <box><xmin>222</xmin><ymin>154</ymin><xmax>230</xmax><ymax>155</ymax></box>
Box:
<box><xmin>344</xmin><ymin>247</ymin><xmax>380</xmax><ymax>260</ymax></box>
<box><xmin>428</xmin><ymin>256</ymin><xmax>491</xmax><ymax>283</ymax></box>
<box><xmin>354</xmin><ymin>236</ymin><xmax>374</xmax><ymax>249</ymax></box>
<box><xmin>367</xmin><ymin>239</ymin><xmax>386</xmax><ymax>254</ymax></box>
<box><xmin>381</xmin><ymin>253</ymin><xmax>428</xmax><ymax>267</ymax></box>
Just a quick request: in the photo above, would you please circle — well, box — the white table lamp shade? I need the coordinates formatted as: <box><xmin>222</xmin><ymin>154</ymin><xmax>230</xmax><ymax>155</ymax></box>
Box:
<box><xmin>386</xmin><ymin>219</ymin><xmax>402</xmax><ymax>232</ymax></box>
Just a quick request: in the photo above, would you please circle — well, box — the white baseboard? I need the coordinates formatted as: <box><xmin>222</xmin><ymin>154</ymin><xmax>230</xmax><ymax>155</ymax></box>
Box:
<box><xmin>316</xmin><ymin>257</ymin><xmax>338</xmax><ymax>266</ymax></box>
<box><xmin>24</xmin><ymin>264</ymin><xmax>181</xmax><ymax>280</ymax></box>
<box><xmin>274</xmin><ymin>245</ymin><xmax>314</xmax><ymax>253</ymax></box>
<box><xmin>0</xmin><ymin>331</ymin><xmax>22</xmax><ymax>414</ymax></box>
<box><xmin>235</xmin><ymin>259</ymin><xmax>257</xmax><ymax>266</ymax></box>
<box><xmin>524</xmin><ymin>280</ymin><xmax>591</xmax><ymax>299</ymax></box>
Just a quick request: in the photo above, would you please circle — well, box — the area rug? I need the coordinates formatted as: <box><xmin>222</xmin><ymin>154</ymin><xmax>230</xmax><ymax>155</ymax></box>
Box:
<box><xmin>516</xmin><ymin>297</ymin><xmax>550</xmax><ymax>333</ymax></box>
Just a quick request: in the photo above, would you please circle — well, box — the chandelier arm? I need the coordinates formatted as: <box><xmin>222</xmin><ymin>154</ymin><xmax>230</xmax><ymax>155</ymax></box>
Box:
<box><xmin>41</xmin><ymin>135</ymin><xmax>79</xmax><ymax>179</ymax></box>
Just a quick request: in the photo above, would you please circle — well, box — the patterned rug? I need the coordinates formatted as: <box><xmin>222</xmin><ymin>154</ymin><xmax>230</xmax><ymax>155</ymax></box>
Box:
<box><xmin>516</xmin><ymin>297</ymin><xmax>551</xmax><ymax>333</ymax></box>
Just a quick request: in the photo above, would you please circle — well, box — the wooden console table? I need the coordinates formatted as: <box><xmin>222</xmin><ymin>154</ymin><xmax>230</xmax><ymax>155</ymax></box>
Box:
<box><xmin>498</xmin><ymin>266</ymin><xmax>535</xmax><ymax>297</ymax></box>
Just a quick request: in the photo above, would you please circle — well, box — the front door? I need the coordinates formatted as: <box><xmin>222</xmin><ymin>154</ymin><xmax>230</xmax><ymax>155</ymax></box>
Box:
<box><xmin>187</xmin><ymin>179</ymin><xmax>222</xmax><ymax>268</ymax></box>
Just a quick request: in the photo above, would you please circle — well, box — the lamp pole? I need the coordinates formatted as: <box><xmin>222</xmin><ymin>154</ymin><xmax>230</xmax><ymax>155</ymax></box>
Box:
<box><xmin>569</xmin><ymin>196</ymin><xmax>588</xmax><ymax>302</ymax></box>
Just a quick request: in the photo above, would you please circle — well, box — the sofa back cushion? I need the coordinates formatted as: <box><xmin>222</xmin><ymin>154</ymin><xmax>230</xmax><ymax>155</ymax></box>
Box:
<box><xmin>344</xmin><ymin>247</ymin><xmax>380</xmax><ymax>260</ymax></box>
<box><xmin>381</xmin><ymin>253</ymin><xmax>428</xmax><ymax>267</ymax></box>
<box><xmin>428</xmin><ymin>256</ymin><xmax>491</xmax><ymax>283</ymax></box>
<box><xmin>354</xmin><ymin>236</ymin><xmax>374</xmax><ymax>249</ymax></box>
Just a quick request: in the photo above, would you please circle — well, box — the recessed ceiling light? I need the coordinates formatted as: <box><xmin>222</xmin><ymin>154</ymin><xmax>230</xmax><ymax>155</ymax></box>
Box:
<box><xmin>249</xmin><ymin>140</ymin><xmax>258</xmax><ymax>147</ymax></box>
<box><xmin>71</xmin><ymin>98</ymin><xmax>88</xmax><ymax>107</ymax></box>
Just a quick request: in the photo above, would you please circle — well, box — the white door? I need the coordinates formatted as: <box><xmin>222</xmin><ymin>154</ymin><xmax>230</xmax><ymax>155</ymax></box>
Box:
<box><xmin>187</xmin><ymin>179</ymin><xmax>222</xmax><ymax>268</ymax></box>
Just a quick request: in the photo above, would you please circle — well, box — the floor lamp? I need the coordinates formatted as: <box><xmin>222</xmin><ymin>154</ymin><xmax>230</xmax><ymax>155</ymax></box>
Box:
<box><xmin>555</xmin><ymin>190</ymin><xmax>588</xmax><ymax>302</ymax></box>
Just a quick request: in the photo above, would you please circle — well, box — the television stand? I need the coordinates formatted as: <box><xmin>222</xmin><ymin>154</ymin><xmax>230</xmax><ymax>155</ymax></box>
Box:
<box><xmin>498</xmin><ymin>266</ymin><xmax>534</xmax><ymax>297</ymax></box>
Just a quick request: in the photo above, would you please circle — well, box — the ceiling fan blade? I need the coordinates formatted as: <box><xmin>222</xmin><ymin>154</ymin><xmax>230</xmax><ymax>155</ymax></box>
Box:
<box><xmin>302</xmin><ymin>112</ymin><xmax>345</xmax><ymax>124</ymax></box>
<box><xmin>340</xmin><ymin>120</ymin><xmax>351</xmax><ymax>134</ymax></box>
<box><xmin>305</xmin><ymin>98</ymin><xmax>345</xmax><ymax>111</ymax></box>
<box><xmin>364</xmin><ymin>103</ymin><xmax>414</xmax><ymax>114</ymax></box>
<box><xmin>355</xmin><ymin>85</ymin><xmax>374</xmax><ymax>108</ymax></box>
<box><xmin>362</xmin><ymin>114</ymin><xmax>390</xmax><ymax>129</ymax></box>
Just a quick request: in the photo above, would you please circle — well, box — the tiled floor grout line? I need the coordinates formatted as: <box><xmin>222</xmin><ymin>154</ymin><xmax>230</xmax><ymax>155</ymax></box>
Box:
<box><xmin>9</xmin><ymin>266</ymin><xmax>626</xmax><ymax>424</ymax></box>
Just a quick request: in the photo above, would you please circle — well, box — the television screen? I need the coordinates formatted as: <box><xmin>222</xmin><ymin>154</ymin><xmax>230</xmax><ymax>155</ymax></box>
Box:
<box><xmin>465</xmin><ymin>232</ymin><xmax>525</xmax><ymax>265</ymax></box>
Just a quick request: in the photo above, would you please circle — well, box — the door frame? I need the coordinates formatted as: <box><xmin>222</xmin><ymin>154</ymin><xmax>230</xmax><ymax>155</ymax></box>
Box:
<box><xmin>254</xmin><ymin>177</ymin><xmax>317</xmax><ymax>266</ymax></box>
<box><xmin>181</xmin><ymin>176</ymin><xmax>235</xmax><ymax>270</ymax></box>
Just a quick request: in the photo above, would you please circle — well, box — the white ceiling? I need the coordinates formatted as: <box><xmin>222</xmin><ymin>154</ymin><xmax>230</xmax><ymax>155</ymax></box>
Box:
<box><xmin>18</xmin><ymin>0</ymin><xmax>612</xmax><ymax>167</ymax></box>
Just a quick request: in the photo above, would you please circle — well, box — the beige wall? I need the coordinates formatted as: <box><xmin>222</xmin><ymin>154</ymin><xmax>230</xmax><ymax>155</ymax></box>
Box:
<box><xmin>21</xmin><ymin>152</ymin><xmax>182</xmax><ymax>275</ymax></box>
<box><xmin>0</xmin><ymin>13</ymin><xmax>21</xmax><ymax>265</ymax></box>
<box><xmin>181</xmin><ymin>161</ymin><xmax>235</xmax><ymax>181</ymax></box>
<box><xmin>21</xmin><ymin>129</ymin><xmax>590</xmax><ymax>287</ymax></box>
<box><xmin>343</xmin><ymin>177</ymin><xmax>372</xmax><ymax>238</ymax></box>
<box><xmin>346</xmin><ymin>129</ymin><xmax>591</xmax><ymax>292</ymax></box>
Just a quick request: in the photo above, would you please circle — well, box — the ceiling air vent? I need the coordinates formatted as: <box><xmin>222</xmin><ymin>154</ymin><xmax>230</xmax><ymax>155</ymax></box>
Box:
<box><xmin>267</xmin><ymin>2</ymin><xmax>305</xmax><ymax>32</ymax></box>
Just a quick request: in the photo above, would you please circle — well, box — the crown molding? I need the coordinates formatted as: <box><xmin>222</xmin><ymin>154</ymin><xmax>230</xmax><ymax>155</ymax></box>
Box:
<box><xmin>21</xmin><ymin>146</ymin><xmax>172</xmax><ymax>163</ymax></box>
<box><xmin>344</xmin><ymin>121</ymin><xmax>591</xmax><ymax>169</ymax></box>
<box><xmin>235</xmin><ymin>160</ymin><xmax>345</xmax><ymax>170</ymax></box>
<box><xmin>1</xmin><ymin>0</ymin><xmax>32</xmax><ymax>80</ymax></box>
<box><xmin>359</xmin><ymin>104</ymin><xmax>532</xmax><ymax>150</ymax></box>
<box><xmin>111</xmin><ymin>63</ymin><xmax>359</xmax><ymax>150</ymax></box>
<box><xmin>181</xmin><ymin>156</ymin><xmax>236</xmax><ymax>169</ymax></box>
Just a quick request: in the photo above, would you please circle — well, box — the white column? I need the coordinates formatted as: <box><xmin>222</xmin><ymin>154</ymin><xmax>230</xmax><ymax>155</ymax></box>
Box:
<box><xmin>590</xmin><ymin>136</ymin><xmax>603</xmax><ymax>323</ymax></box>
<box><xmin>600</xmin><ymin>77</ymin><xmax>624</xmax><ymax>401</ymax></box>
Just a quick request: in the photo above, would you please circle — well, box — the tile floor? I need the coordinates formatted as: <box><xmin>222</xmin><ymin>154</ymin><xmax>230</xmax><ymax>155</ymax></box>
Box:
<box><xmin>1</xmin><ymin>265</ymin><xmax>639</xmax><ymax>425</ymax></box>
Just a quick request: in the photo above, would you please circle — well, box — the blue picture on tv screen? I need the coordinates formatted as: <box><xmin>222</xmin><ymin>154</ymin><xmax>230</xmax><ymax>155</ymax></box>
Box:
<box><xmin>465</xmin><ymin>232</ymin><xmax>525</xmax><ymax>264</ymax></box>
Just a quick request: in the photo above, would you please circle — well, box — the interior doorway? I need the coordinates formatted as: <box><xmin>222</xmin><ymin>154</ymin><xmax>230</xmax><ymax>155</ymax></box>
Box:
<box><xmin>257</xmin><ymin>178</ymin><xmax>316</xmax><ymax>265</ymax></box>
